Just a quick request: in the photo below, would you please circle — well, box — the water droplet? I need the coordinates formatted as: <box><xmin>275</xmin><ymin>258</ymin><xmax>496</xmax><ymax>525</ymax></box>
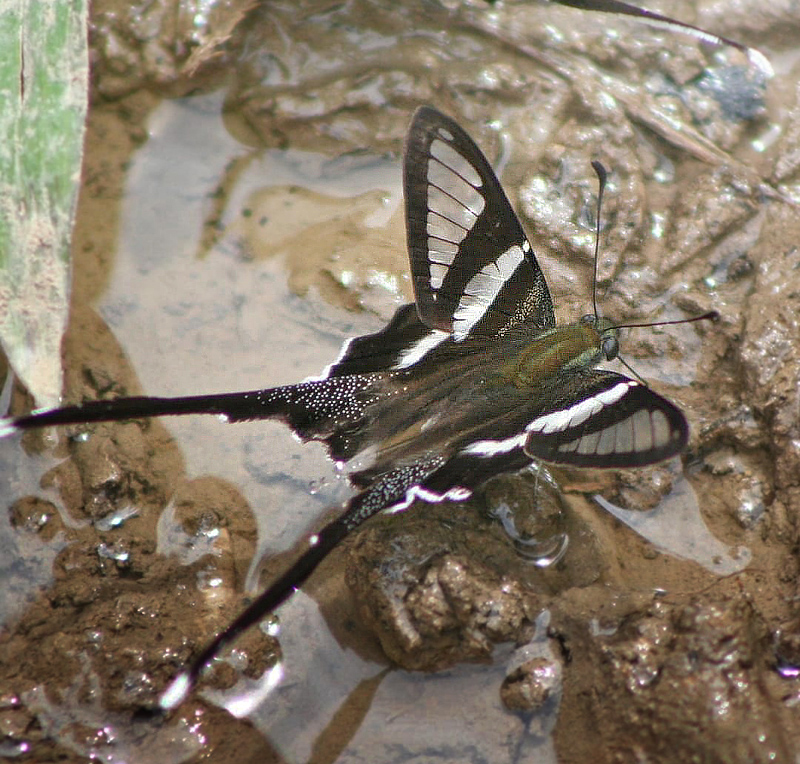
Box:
<box><xmin>492</xmin><ymin>503</ymin><xmax>569</xmax><ymax>567</ymax></box>
<box><xmin>96</xmin><ymin>542</ymin><xmax>130</xmax><ymax>564</ymax></box>
<box><xmin>94</xmin><ymin>505</ymin><xmax>139</xmax><ymax>531</ymax></box>
<box><xmin>196</xmin><ymin>570</ymin><xmax>224</xmax><ymax>590</ymax></box>
<box><xmin>263</xmin><ymin>615</ymin><xmax>281</xmax><ymax>638</ymax></box>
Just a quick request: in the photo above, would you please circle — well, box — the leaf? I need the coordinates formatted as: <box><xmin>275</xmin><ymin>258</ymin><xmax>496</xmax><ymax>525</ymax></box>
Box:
<box><xmin>0</xmin><ymin>2</ymin><xmax>88</xmax><ymax>408</ymax></box>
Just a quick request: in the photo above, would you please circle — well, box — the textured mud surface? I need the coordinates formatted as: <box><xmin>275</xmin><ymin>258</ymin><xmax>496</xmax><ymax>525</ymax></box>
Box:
<box><xmin>3</xmin><ymin>1</ymin><xmax>800</xmax><ymax>762</ymax></box>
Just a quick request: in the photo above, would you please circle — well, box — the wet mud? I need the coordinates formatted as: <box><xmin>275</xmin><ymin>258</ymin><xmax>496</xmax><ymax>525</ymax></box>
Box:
<box><xmin>3</xmin><ymin>1</ymin><xmax>800</xmax><ymax>762</ymax></box>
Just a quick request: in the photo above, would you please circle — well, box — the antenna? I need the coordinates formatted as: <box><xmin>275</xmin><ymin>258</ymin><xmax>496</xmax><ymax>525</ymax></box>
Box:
<box><xmin>611</xmin><ymin>311</ymin><xmax>720</xmax><ymax>332</ymax></box>
<box><xmin>610</xmin><ymin>311</ymin><xmax>719</xmax><ymax>386</ymax></box>
<box><xmin>588</xmin><ymin>159</ymin><xmax>718</xmax><ymax>334</ymax></box>
<box><xmin>590</xmin><ymin>160</ymin><xmax>607</xmax><ymax>320</ymax></box>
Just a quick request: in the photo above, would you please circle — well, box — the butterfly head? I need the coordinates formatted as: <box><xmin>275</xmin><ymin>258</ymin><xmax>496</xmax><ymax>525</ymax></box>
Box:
<box><xmin>580</xmin><ymin>314</ymin><xmax>620</xmax><ymax>362</ymax></box>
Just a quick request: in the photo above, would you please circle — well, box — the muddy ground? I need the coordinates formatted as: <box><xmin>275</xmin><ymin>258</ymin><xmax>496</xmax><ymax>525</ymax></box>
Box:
<box><xmin>3</xmin><ymin>1</ymin><xmax>800</xmax><ymax>762</ymax></box>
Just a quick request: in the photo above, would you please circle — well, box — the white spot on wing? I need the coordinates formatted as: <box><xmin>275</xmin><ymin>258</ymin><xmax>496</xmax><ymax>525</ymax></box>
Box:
<box><xmin>429</xmin><ymin>263</ymin><xmax>448</xmax><ymax>289</ymax></box>
<box><xmin>596</xmin><ymin>426</ymin><xmax>617</xmax><ymax>455</ymax></box>
<box><xmin>614</xmin><ymin>414</ymin><xmax>635</xmax><ymax>452</ymax></box>
<box><xmin>430</xmin><ymin>138</ymin><xmax>483</xmax><ymax>187</ymax></box>
<box><xmin>427</xmin><ymin>159</ymin><xmax>485</xmax><ymax>216</ymax></box>
<box><xmin>451</xmin><ymin>299</ymin><xmax>487</xmax><ymax>341</ymax></box>
<box><xmin>427</xmin><ymin>186</ymin><xmax>479</xmax><ymax>230</ymax></box>
<box><xmin>429</xmin><ymin>168</ymin><xmax>485</xmax><ymax>223</ymax></box>
<box><xmin>386</xmin><ymin>483</ymin><xmax>473</xmax><ymax>515</ymax></box>
<box><xmin>462</xmin><ymin>432</ymin><xmax>527</xmax><ymax>457</ymax></box>
<box><xmin>452</xmin><ymin>244</ymin><xmax>525</xmax><ymax>340</ymax></box>
<box><xmin>577</xmin><ymin>430</ymin><xmax>601</xmax><ymax>455</ymax></box>
<box><xmin>651</xmin><ymin>409</ymin><xmax>671</xmax><ymax>446</ymax></box>
<box><xmin>429</xmin><ymin>249</ymin><xmax>457</xmax><ymax>266</ymax></box>
<box><xmin>428</xmin><ymin>237</ymin><xmax>459</xmax><ymax>257</ymax></box>
<box><xmin>427</xmin><ymin>211</ymin><xmax>467</xmax><ymax>246</ymax></box>
<box><xmin>632</xmin><ymin>408</ymin><xmax>653</xmax><ymax>451</ymax></box>
<box><xmin>392</xmin><ymin>330</ymin><xmax>449</xmax><ymax>370</ymax></box>
<box><xmin>527</xmin><ymin>381</ymin><xmax>635</xmax><ymax>434</ymax></box>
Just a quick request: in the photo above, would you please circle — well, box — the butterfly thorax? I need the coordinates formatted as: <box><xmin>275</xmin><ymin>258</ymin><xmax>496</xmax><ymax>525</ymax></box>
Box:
<box><xmin>502</xmin><ymin>315</ymin><xmax>620</xmax><ymax>389</ymax></box>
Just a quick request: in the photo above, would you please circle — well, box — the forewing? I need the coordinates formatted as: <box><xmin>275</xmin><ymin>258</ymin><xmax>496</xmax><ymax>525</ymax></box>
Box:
<box><xmin>404</xmin><ymin>107</ymin><xmax>555</xmax><ymax>340</ymax></box>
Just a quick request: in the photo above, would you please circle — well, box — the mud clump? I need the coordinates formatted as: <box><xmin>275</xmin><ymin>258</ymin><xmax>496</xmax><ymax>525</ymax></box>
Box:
<box><xmin>553</xmin><ymin>592</ymin><xmax>793</xmax><ymax>763</ymax></box>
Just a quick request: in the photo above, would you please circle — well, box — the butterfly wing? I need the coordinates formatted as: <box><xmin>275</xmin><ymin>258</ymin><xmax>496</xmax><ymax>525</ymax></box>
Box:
<box><xmin>404</xmin><ymin>107</ymin><xmax>555</xmax><ymax>341</ymax></box>
<box><xmin>520</xmin><ymin>370</ymin><xmax>688</xmax><ymax>468</ymax></box>
<box><xmin>320</xmin><ymin>304</ymin><xmax>448</xmax><ymax>379</ymax></box>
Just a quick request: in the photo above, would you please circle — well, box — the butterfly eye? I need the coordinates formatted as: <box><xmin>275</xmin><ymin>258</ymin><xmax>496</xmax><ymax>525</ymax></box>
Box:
<box><xmin>602</xmin><ymin>335</ymin><xmax>619</xmax><ymax>360</ymax></box>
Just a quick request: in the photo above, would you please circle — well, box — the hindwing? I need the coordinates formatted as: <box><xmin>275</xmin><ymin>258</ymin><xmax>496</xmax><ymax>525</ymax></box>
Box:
<box><xmin>458</xmin><ymin>370</ymin><xmax>688</xmax><ymax>469</ymax></box>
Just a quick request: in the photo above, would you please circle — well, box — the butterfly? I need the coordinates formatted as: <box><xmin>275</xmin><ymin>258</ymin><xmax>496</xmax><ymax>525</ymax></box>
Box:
<box><xmin>1</xmin><ymin>106</ymin><xmax>709</xmax><ymax>710</ymax></box>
